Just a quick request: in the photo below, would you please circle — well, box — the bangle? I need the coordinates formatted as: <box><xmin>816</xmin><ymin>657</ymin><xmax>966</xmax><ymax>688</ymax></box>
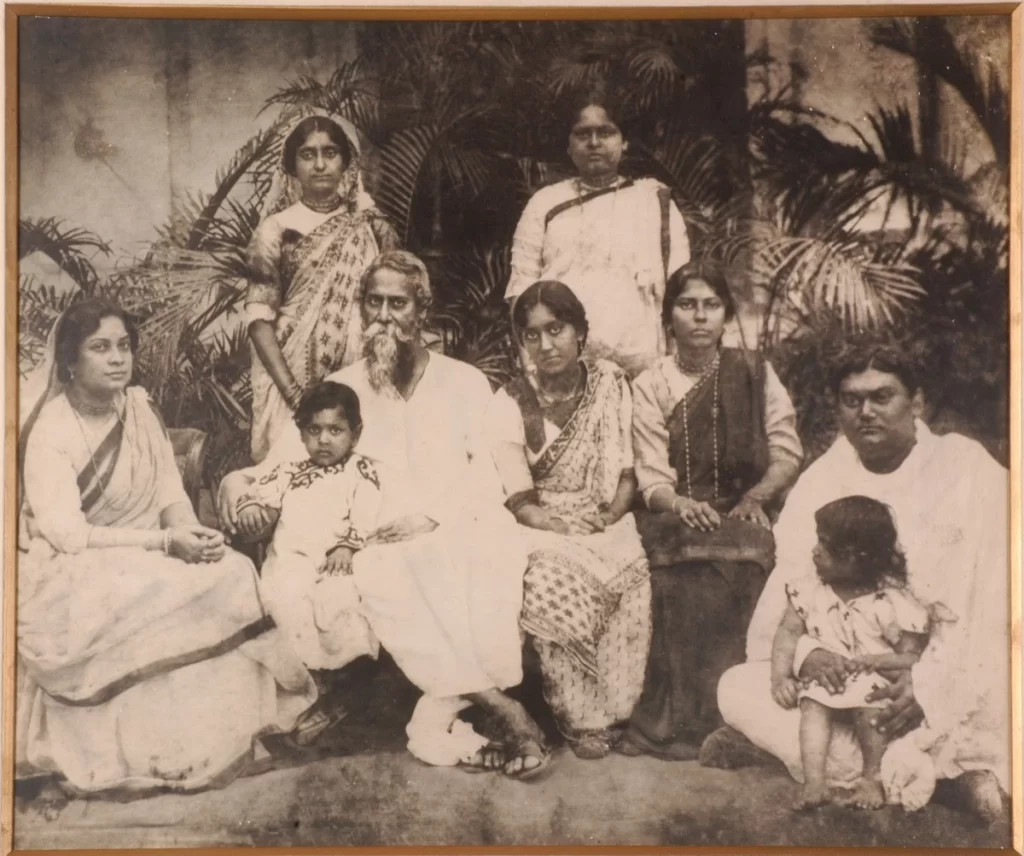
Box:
<box><xmin>162</xmin><ymin>530</ymin><xmax>171</xmax><ymax>556</ymax></box>
<box><xmin>671</xmin><ymin>497</ymin><xmax>682</xmax><ymax>515</ymax></box>
<box><xmin>286</xmin><ymin>385</ymin><xmax>303</xmax><ymax>409</ymax></box>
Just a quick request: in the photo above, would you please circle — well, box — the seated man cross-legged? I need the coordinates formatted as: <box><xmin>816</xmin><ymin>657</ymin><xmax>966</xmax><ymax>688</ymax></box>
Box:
<box><xmin>708</xmin><ymin>344</ymin><xmax>1010</xmax><ymax>823</ymax></box>
<box><xmin>219</xmin><ymin>250</ymin><xmax>548</xmax><ymax>778</ymax></box>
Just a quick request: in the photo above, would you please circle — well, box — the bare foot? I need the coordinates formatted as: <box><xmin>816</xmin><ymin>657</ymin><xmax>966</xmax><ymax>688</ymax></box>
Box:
<box><xmin>840</xmin><ymin>777</ymin><xmax>885</xmax><ymax>809</ymax></box>
<box><xmin>795</xmin><ymin>782</ymin><xmax>831</xmax><ymax>810</ymax></box>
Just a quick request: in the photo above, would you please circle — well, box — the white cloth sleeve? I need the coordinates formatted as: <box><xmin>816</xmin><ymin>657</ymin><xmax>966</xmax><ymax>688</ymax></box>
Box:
<box><xmin>244</xmin><ymin>216</ymin><xmax>283</xmax><ymax>325</ymax></box>
<box><xmin>23</xmin><ymin>416</ymin><xmax>93</xmax><ymax>554</ymax></box>
<box><xmin>763</xmin><ymin>361</ymin><xmax>803</xmax><ymax>467</ymax></box>
<box><xmin>666</xmin><ymin>198</ymin><xmax>691</xmax><ymax>277</ymax></box>
<box><xmin>237</xmin><ymin>462</ymin><xmax>292</xmax><ymax>512</ymax></box>
<box><xmin>631</xmin><ymin>368</ymin><xmax>677</xmax><ymax>505</ymax></box>
<box><xmin>428</xmin><ymin>371</ymin><xmax>508</xmax><ymax>528</ymax></box>
<box><xmin>506</xmin><ymin>192</ymin><xmax>546</xmax><ymax>302</ymax></box>
<box><xmin>616</xmin><ymin>373</ymin><xmax>636</xmax><ymax>472</ymax></box>
<box><xmin>486</xmin><ymin>388</ymin><xmax>534</xmax><ymax>499</ymax></box>
<box><xmin>342</xmin><ymin>460</ymin><xmax>383</xmax><ymax>548</ymax></box>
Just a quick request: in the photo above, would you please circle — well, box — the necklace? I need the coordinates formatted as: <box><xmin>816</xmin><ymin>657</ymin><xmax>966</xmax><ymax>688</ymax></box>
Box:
<box><xmin>67</xmin><ymin>386</ymin><xmax>117</xmax><ymax>417</ymax></box>
<box><xmin>302</xmin><ymin>194</ymin><xmax>343</xmax><ymax>214</ymax></box>
<box><xmin>678</xmin><ymin>352</ymin><xmax>721</xmax><ymax>501</ymax></box>
<box><xmin>578</xmin><ymin>173</ymin><xmax>620</xmax><ymax>191</ymax></box>
<box><xmin>69</xmin><ymin>394</ymin><xmax>127</xmax><ymax>506</ymax></box>
<box><xmin>535</xmin><ymin>364</ymin><xmax>584</xmax><ymax>407</ymax></box>
<box><xmin>675</xmin><ymin>348</ymin><xmax>720</xmax><ymax>376</ymax></box>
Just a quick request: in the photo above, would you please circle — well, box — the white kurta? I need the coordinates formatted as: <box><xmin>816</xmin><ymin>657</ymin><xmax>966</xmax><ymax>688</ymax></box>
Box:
<box><xmin>507</xmin><ymin>178</ymin><xmax>690</xmax><ymax>378</ymax></box>
<box><xmin>251</xmin><ymin>353</ymin><xmax>528</xmax><ymax>764</ymax></box>
<box><xmin>240</xmin><ymin>455</ymin><xmax>383</xmax><ymax>670</ymax></box>
<box><xmin>720</xmin><ymin>422</ymin><xmax>1011</xmax><ymax>805</ymax></box>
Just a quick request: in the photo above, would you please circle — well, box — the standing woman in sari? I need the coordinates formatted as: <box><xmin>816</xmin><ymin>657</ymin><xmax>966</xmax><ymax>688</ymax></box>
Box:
<box><xmin>618</xmin><ymin>261</ymin><xmax>803</xmax><ymax>760</ymax></box>
<box><xmin>505</xmin><ymin>92</ymin><xmax>690</xmax><ymax>378</ymax></box>
<box><xmin>16</xmin><ymin>299</ymin><xmax>315</xmax><ymax>795</ymax></box>
<box><xmin>489</xmin><ymin>281</ymin><xmax>651</xmax><ymax>759</ymax></box>
<box><xmin>246</xmin><ymin>110</ymin><xmax>398</xmax><ymax>462</ymax></box>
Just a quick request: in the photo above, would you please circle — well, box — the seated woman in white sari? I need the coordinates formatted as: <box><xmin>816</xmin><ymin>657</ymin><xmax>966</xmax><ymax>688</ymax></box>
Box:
<box><xmin>16</xmin><ymin>299</ymin><xmax>314</xmax><ymax>796</ymax></box>
<box><xmin>489</xmin><ymin>281</ymin><xmax>651</xmax><ymax>760</ymax></box>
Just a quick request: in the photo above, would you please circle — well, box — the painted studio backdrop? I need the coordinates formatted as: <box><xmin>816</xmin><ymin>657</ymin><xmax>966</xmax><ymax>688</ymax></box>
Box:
<box><xmin>13</xmin><ymin>13</ymin><xmax>1012</xmax><ymax>851</ymax></box>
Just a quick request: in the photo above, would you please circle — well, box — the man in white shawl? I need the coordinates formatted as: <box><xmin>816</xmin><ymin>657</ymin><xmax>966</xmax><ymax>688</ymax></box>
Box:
<box><xmin>706</xmin><ymin>344</ymin><xmax>1009</xmax><ymax>822</ymax></box>
<box><xmin>219</xmin><ymin>251</ymin><xmax>548</xmax><ymax>777</ymax></box>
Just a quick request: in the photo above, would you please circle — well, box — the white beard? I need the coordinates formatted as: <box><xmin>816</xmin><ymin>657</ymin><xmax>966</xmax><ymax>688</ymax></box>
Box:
<box><xmin>363</xmin><ymin>321</ymin><xmax>417</xmax><ymax>393</ymax></box>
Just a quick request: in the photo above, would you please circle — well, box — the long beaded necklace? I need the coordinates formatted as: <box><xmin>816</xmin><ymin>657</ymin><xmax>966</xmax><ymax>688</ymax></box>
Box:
<box><xmin>68</xmin><ymin>390</ymin><xmax>127</xmax><ymax>506</ymax></box>
<box><xmin>677</xmin><ymin>351</ymin><xmax>721</xmax><ymax>501</ymax></box>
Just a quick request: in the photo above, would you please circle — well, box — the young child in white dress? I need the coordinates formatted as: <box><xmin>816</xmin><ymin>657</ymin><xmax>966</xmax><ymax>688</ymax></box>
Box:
<box><xmin>771</xmin><ymin>495</ymin><xmax>930</xmax><ymax>811</ymax></box>
<box><xmin>237</xmin><ymin>381</ymin><xmax>382</xmax><ymax>701</ymax></box>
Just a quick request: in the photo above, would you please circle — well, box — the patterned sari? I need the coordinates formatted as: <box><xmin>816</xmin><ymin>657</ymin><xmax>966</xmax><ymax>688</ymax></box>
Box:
<box><xmin>622</xmin><ymin>349</ymin><xmax>775</xmax><ymax>758</ymax></box>
<box><xmin>17</xmin><ymin>387</ymin><xmax>314</xmax><ymax>794</ymax></box>
<box><xmin>245</xmin><ymin>111</ymin><xmax>398</xmax><ymax>462</ymax></box>
<box><xmin>496</xmin><ymin>360</ymin><xmax>651</xmax><ymax>739</ymax></box>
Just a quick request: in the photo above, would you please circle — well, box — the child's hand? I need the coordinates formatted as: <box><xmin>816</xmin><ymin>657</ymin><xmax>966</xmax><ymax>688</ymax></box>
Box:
<box><xmin>848</xmin><ymin>654</ymin><xmax>881</xmax><ymax>675</ymax></box>
<box><xmin>771</xmin><ymin>675</ymin><xmax>800</xmax><ymax>709</ymax></box>
<box><xmin>319</xmin><ymin>546</ymin><xmax>354</xmax><ymax>577</ymax></box>
<box><xmin>238</xmin><ymin>505</ymin><xmax>274</xmax><ymax>539</ymax></box>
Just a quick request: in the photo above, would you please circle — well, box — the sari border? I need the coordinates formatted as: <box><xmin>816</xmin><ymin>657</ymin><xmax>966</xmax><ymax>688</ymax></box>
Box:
<box><xmin>76</xmin><ymin>417</ymin><xmax>124</xmax><ymax>514</ymax></box>
<box><xmin>43</xmin><ymin>614</ymin><xmax>276</xmax><ymax>708</ymax></box>
<box><xmin>530</xmin><ymin>360</ymin><xmax>601</xmax><ymax>482</ymax></box>
<box><xmin>543</xmin><ymin>178</ymin><xmax>636</xmax><ymax>228</ymax></box>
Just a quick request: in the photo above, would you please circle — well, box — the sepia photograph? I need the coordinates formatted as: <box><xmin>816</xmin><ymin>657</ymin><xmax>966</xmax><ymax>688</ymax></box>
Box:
<box><xmin>4</xmin><ymin>4</ymin><xmax>1019</xmax><ymax>851</ymax></box>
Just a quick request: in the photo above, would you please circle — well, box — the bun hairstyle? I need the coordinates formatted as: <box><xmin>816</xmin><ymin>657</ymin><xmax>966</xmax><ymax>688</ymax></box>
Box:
<box><xmin>814</xmin><ymin>495</ymin><xmax>908</xmax><ymax>588</ymax></box>
<box><xmin>55</xmin><ymin>298</ymin><xmax>138</xmax><ymax>384</ymax></box>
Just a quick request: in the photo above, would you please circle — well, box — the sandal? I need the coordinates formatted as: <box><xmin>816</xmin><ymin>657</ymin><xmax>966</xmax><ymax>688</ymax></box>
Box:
<box><xmin>291</xmin><ymin>700</ymin><xmax>349</xmax><ymax>747</ymax></box>
<box><xmin>568</xmin><ymin>729</ymin><xmax>617</xmax><ymax>760</ymax></box>
<box><xmin>503</xmin><ymin>735</ymin><xmax>552</xmax><ymax>782</ymax></box>
<box><xmin>457</xmin><ymin>743</ymin><xmax>507</xmax><ymax>775</ymax></box>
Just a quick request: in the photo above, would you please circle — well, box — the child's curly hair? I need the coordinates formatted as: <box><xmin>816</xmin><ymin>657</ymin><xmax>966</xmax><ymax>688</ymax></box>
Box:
<box><xmin>814</xmin><ymin>495</ymin><xmax>908</xmax><ymax>588</ymax></box>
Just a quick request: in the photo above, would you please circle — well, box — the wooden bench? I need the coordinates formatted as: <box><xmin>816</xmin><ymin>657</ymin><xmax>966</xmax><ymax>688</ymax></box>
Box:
<box><xmin>168</xmin><ymin>427</ymin><xmax>209</xmax><ymax>514</ymax></box>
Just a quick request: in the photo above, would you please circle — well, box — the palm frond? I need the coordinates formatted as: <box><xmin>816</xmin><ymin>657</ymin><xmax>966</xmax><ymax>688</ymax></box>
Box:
<box><xmin>869</xmin><ymin>18</ymin><xmax>1009</xmax><ymax>164</ymax></box>
<box><xmin>375</xmin><ymin>124</ymin><xmax>439</xmax><ymax>241</ymax></box>
<box><xmin>18</xmin><ymin>218</ymin><xmax>112</xmax><ymax>293</ymax></box>
<box><xmin>186</xmin><ymin>123</ymin><xmax>287</xmax><ymax>250</ymax></box>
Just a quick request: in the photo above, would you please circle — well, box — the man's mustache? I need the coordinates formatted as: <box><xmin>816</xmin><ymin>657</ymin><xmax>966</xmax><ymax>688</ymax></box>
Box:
<box><xmin>364</xmin><ymin>320</ymin><xmax>416</xmax><ymax>344</ymax></box>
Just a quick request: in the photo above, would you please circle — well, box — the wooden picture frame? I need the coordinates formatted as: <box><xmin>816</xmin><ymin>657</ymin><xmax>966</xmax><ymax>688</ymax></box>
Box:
<box><xmin>3</xmin><ymin>2</ymin><xmax>1021</xmax><ymax>853</ymax></box>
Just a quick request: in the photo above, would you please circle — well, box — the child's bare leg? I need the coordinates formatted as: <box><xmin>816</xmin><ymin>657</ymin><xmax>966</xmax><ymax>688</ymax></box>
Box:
<box><xmin>843</xmin><ymin>707</ymin><xmax>886</xmax><ymax>809</ymax></box>
<box><xmin>796</xmin><ymin>698</ymin><xmax>832</xmax><ymax>809</ymax></box>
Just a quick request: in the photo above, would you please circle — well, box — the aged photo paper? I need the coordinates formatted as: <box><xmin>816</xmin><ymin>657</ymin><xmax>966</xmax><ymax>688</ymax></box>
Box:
<box><xmin>4</xmin><ymin>3</ymin><xmax>1020</xmax><ymax>851</ymax></box>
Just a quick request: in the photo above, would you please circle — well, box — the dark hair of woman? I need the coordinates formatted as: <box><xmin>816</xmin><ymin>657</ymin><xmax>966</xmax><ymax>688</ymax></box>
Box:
<box><xmin>282</xmin><ymin>116</ymin><xmax>353</xmax><ymax>178</ymax></box>
<box><xmin>829</xmin><ymin>342</ymin><xmax>921</xmax><ymax>397</ymax></box>
<box><xmin>293</xmin><ymin>380</ymin><xmax>362</xmax><ymax>431</ymax></box>
<box><xmin>661</xmin><ymin>259</ymin><xmax>737</xmax><ymax>327</ymax></box>
<box><xmin>512</xmin><ymin>280</ymin><xmax>590</xmax><ymax>351</ymax></box>
<box><xmin>55</xmin><ymin>298</ymin><xmax>139</xmax><ymax>385</ymax></box>
<box><xmin>814</xmin><ymin>495</ymin><xmax>909</xmax><ymax>588</ymax></box>
<box><xmin>565</xmin><ymin>87</ymin><xmax>630</xmax><ymax>139</ymax></box>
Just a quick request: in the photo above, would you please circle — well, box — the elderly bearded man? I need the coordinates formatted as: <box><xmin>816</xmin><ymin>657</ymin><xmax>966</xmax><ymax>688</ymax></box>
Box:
<box><xmin>705</xmin><ymin>344</ymin><xmax>1010</xmax><ymax>823</ymax></box>
<box><xmin>219</xmin><ymin>251</ymin><xmax>548</xmax><ymax>778</ymax></box>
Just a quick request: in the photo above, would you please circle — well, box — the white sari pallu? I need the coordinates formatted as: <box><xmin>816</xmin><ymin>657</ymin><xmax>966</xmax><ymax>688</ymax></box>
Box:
<box><xmin>17</xmin><ymin>386</ymin><xmax>314</xmax><ymax>795</ymax></box>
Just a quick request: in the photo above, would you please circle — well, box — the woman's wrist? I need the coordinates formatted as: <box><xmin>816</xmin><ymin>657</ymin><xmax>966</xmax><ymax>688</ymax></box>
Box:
<box><xmin>284</xmin><ymin>383</ymin><xmax>303</xmax><ymax>409</ymax></box>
